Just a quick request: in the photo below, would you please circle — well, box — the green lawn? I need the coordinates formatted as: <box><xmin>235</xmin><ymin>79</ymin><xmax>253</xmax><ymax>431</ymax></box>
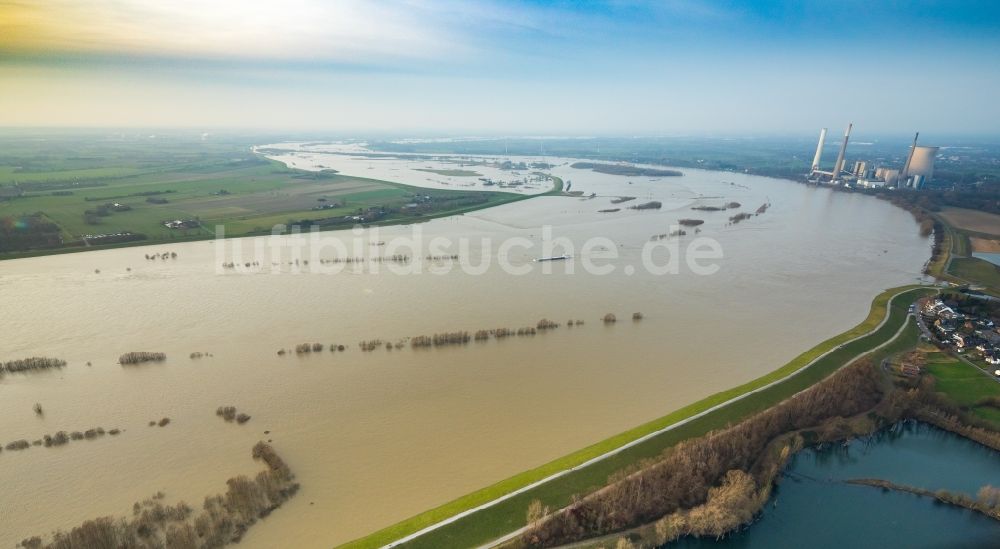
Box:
<box><xmin>925</xmin><ymin>355</ymin><xmax>1000</xmax><ymax>424</ymax></box>
<box><xmin>933</xmin><ymin>215</ymin><xmax>1000</xmax><ymax>292</ymax></box>
<box><xmin>950</xmin><ymin>257</ymin><xmax>1000</xmax><ymax>289</ymax></box>
<box><xmin>339</xmin><ymin>285</ymin><xmax>935</xmax><ymax>549</ymax></box>
<box><xmin>0</xmin><ymin>165</ymin><xmax>146</xmax><ymax>183</ymax></box>
<box><xmin>975</xmin><ymin>405</ymin><xmax>1000</xmax><ymax>424</ymax></box>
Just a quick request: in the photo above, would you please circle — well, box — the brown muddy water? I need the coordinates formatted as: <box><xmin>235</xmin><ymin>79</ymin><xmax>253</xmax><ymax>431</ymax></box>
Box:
<box><xmin>0</xmin><ymin>157</ymin><xmax>930</xmax><ymax>547</ymax></box>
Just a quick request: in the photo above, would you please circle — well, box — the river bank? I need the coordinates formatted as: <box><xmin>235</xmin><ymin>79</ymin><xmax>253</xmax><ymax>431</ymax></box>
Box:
<box><xmin>501</xmin><ymin>302</ymin><xmax>1000</xmax><ymax>549</ymax></box>
<box><xmin>347</xmin><ymin>286</ymin><xmax>933</xmax><ymax>548</ymax></box>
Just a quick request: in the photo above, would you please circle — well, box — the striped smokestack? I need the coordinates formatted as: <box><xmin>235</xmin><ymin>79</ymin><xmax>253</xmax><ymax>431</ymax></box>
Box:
<box><xmin>832</xmin><ymin>123</ymin><xmax>852</xmax><ymax>179</ymax></box>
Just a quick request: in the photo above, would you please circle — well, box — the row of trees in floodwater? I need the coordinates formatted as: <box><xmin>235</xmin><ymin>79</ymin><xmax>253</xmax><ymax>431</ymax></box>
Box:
<box><xmin>677</xmin><ymin>219</ymin><xmax>704</xmax><ymax>227</ymax></box>
<box><xmin>271</xmin><ymin>314</ymin><xmax>641</xmax><ymax>357</ymax></box>
<box><xmin>318</xmin><ymin>255</ymin><xmax>411</xmax><ymax>264</ymax></box>
<box><xmin>277</xmin><ymin>343</ymin><xmax>348</xmax><ymax>355</ymax></box>
<box><xmin>143</xmin><ymin>252</ymin><xmax>177</xmax><ymax>260</ymax></box>
<box><xmin>650</xmin><ymin>229</ymin><xmax>695</xmax><ymax>240</ymax></box>
<box><xmin>401</xmin><ymin>315</ymin><xmax>637</xmax><ymax>349</ymax></box>
<box><xmin>1</xmin><ymin>357</ymin><xmax>66</xmax><ymax>375</ymax></box>
<box><xmin>629</xmin><ymin>201</ymin><xmax>662</xmax><ymax>210</ymax></box>
<box><xmin>216</xmin><ymin>406</ymin><xmax>251</xmax><ymax>424</ymax></box>
<box><xmin>2</xmin><ymin>427</ymin><xmax>120</xmax><ymax>455</ymax></box>
<box><xmin>119</xmin><ymin>352</ymin><xmax>166</xmax><ymax>365</ymax></box>
<box><xmin>727</xmin><ymin>202</ymin><xmax>771</xmax><ymax>225</ymax></box>
<box><xmin>846</xmin><ymin>479</ymin><xmax>1000</xmax><ymax>522</ymax></box>
<box><xmin>17</xmin><ymin>442</ymin><xmax>298</xmax><ymax>549</ymax></box>
<box><xmin>412</xmin><ymin>332</ymin><xmax>471</xmax><ymax>348</ymax></box>
<box><xmin>220</xmin><ymin>254</ymin><xmax>461</xmax><ymax>271</ymax></box>
<box><xmin>691</xmin><ymin>202</ymin><xmax>741</xmax><ymax>212</ymax></box>
<box><xmin>359</xmin><ymin>339</ymin><xmax>402</xmax><ymax>352</ymax></box>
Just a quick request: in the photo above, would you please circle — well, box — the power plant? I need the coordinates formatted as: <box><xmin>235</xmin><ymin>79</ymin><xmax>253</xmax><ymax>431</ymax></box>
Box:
<box><xmin>807</xmin><ymin>125</ymin><xmax>937</xmax><ymax>189</ymax></box>
<box><xmin>810</xmin><ymin>128</ymin><xmax>827</xmax><ymax>172</ymax></box>
<box><xmin>833</xmin><ymin>123</ymin><xmax>852</xmax><ymax>180</ymax></box>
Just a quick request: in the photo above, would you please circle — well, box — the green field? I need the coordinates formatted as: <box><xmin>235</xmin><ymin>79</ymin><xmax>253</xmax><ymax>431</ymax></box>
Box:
<box><xmin>340</xmin><ymin>285</ymin><xmax>934</xmax><ymax>549</ymax></box>
<box><xmin>931</xmin><ymin>210</ymin><xmax>1000</xmax><ymax>293</ymax></box>
<box><xmin>0</xmin><ymin>132</ymin><xmax>533</xmax><ymax>258</ymax></box>
<box><xmin>950</xmin><ymin>257</ymin><xmax>1000</xmax><ymax>289</ymax></box>
<box><xmin>924</xmin><ymin>352</ymin><xmax>1000</xmax><ymax>424</ymax></box>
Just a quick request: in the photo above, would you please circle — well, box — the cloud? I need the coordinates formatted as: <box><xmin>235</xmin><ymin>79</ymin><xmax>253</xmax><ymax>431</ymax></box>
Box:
<box><xmin>0</xmin><ymin>0</ymin><xmax>743</xmax><ymax>67</ymax></box>
<box><xmin>0</xmin><ymin>0</ymin><xmax>469</xmax><ymax>63</ymax></box>
<box><xmin>1</xmin><ymin>1</ymin><xmax>998</xmax><ymax>133</ymax></box>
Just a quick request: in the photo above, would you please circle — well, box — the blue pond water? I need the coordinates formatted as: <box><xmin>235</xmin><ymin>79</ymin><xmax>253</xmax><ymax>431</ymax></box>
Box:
<box><xmin>973</xmin><ymin>252</ymin><xmax>1000</xmax><ymax>267</ymax></box>
<box><xmin>669</xmin><ymin>422</ymin><xmax>1000</xmax><ymax>549</ymax></box>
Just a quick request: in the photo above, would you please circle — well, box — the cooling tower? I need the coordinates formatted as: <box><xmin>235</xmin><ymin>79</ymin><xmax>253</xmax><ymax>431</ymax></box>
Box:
<box><xmin>811</xmin><ymin>128</ymin><xmax>827</xmax><ymax>172</ymax></box>
<box><xmin>883</xmin><ymin>169</ymin><xmax>901</xmax><ymax>187</ymax></box>
<box><xmin>907</xmin><ymin>146</ymin><xmax>939</xmax><ymax>184</ymax></box>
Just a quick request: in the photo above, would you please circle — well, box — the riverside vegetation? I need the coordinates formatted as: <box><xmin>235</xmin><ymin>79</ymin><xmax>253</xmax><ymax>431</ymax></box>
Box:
<box><xmin>569</xmin><ymin>163</ymin><xmax>682</xmax><ymax>178</ymax></box>
<box><xmin>847</xmin><ymin>478</ymin><xmax>1000</xmax><ymax>521</ymax></box>
<box><xmin>629</xmin><ymin>201</ymin><xmax>662</xmax><ymax>211</ymax></box>
<box><xmin>515</xmin><ymin>359</ymin><xmax>889</xmax><ymax>547</ymax></box>
<box><xmin>2</xmin><ymin>427</ymin><xmax>120</xmax><ymax>455</ymax></box>
<box><xmin>691</xmin><ymin>202</ymin><xmax>740</xmax><ymax>212</ymax></box>
<box><xmin>17</xmin><ymin>442</ymin><xmax>298</xmax><ymax>549</ymax></box>
<box><xmin>216</xmin><ymin>406</ymin><xmax>251</xmax><ymax>425</ymax></box>
<box><xmin>275</xmin><ymin>314</ymin><xmax>639</xmax><ymax>357</ymax></box>
<box><xmin>513</xmin><ymin>340</ymin><xmax>1000</xmax><ymax>548</ymax></box>
<box><xmin>1</xmin><ymin>357</ymin><xmax>66</xmax><ymax>375</ymax></box>
<box><xmin>119</xmin><ymin>352</ymin><xmax>167</xmax><ymax>365</ymax></box>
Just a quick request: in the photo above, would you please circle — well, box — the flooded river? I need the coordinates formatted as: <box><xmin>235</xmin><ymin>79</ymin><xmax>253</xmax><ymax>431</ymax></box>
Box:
<box><xmin>0</xmin><ymin>149</ymin><xmax>930</xmax><ymax>547</ymax></box>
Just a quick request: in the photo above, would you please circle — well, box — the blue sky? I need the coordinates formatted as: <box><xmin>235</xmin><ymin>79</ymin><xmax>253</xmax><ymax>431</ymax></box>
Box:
<box><xmin>1</xmin><ymin>0</ymin><xmax>999</xmax><ymax>134</ymax></box>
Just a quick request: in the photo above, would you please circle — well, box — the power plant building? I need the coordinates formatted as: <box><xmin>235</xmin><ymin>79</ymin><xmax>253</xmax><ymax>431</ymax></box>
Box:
<box><xmin>906</xmin><ymin>146</ymin><xmax>939</xmax><ymax>188</ymax></box>
<box><xmin>852</xmin><ymin>161</ymin><xmax>869</xmax><ymax>178</ymax></box>
<box><xmin>807</xmin><ymin>125</ymin><xmax>938</xmax><ymax>189</ymax></box>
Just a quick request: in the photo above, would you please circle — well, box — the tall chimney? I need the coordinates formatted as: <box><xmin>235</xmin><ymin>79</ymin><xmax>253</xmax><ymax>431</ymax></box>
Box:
<box><xmin>832</xmin><ymin>123</ymin><xmax>852</xmax><ymax>179</ymax></box>
<box><xmin>901</xmin><ymin>131</ymin><xmax>919</xmax><ymax>180</ymax></box>
<box><xmin>811</xmin><ymin>128</ymin><xmax>827</xmax><ymax>172</ymax></box>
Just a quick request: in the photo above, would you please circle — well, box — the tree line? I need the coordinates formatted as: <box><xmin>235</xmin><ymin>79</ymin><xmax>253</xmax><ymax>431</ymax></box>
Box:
<box><xmin>18</xmin><ymin>442</ymin><xmax>298</xmax><ymax>549</ymax></box>
<box><xmin>519</xmin><ymin>359</ymin><xmax>888</xmax><ymax>547</ymax></box>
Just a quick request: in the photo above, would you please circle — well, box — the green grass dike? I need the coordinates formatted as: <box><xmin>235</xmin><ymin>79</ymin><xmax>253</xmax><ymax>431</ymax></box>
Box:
<box><xmin>339</xmin><ymin>284</ymin><xmax>936</xmax><ymax>549</ymax></box>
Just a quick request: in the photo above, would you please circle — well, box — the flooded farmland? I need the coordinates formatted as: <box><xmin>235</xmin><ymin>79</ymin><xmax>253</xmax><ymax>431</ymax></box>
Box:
<box><xmin>0</xmin><ymin>148</ymin><xmax>931</xmax><ymax>547</ymax></box>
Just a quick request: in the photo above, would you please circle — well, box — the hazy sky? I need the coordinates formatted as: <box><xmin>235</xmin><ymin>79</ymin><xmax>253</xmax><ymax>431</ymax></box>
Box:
<box><xmin>2</xmin><ymin>0</ymin><xmax>999</xmax><ymax>134</ymax></box>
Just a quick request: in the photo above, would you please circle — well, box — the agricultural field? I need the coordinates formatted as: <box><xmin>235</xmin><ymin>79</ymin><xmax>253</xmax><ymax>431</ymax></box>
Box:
<box><xmin>922</xmin><ymin>350</ymin><xmax>1000</xmax><ymax>425</ymax></box>
<box><xmin>0</xmin><ymin>132</ymin><xmax>526</xmax><ymax>257</ymax></box>
<box><xmin>950</xmin><ymin>257</ymin><xmax>1000</xmax><ymax>289</ymax></box>
<box><xmin>940</xmin><ymin>207</ymin><xmax>1000</xmax><ymax>236</ymax></box>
